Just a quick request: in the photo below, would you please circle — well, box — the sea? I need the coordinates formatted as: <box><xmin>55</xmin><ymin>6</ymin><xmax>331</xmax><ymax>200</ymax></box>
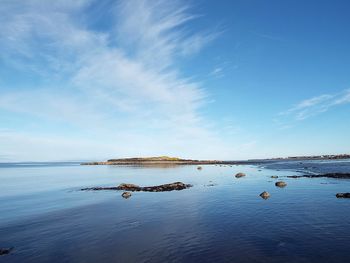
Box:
<box><xmin>0</xmin><ymin>159</ymin><xmax>350</xmax><ymax>262</ymax></box>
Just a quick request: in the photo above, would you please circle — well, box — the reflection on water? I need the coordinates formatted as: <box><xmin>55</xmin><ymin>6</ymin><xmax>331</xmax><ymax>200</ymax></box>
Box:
<box><xmin>0</xmin><ymin>161</ymin><xmax>350</xmax><ymax>262</ymax></box>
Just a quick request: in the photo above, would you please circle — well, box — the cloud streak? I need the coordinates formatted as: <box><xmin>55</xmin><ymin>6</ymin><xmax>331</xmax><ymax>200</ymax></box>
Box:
<box><xmin>277</xmin><ymin>89</ymin><xmax>350</xmax><ymax>126</ymax></box>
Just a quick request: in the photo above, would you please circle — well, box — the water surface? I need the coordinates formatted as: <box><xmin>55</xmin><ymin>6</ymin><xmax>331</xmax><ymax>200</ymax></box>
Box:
<box><xmin>1</xmin><ymin>161</ymin><xmax>350</xmax><ymax>262</ymax></box>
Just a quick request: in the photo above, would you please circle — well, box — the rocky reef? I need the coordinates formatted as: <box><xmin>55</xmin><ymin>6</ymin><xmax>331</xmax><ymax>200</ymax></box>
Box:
<box><xmin>82</xmin><ymin>182</ymin><xmax>192</xmax><ymax>192</ymax></box>
<box><xmin>336</xmin><ymin>193</ymin><xmax>350</xmax><ymax>198</ymax></box>
<box><xmin>0</xmin><ymin>248</ymin><xmax>13</xmax><ymax>256</ymax></box>
<box><xmin>287</xmin><ymin>173</ymin><xmax>350</xmax><ymax>179</ymax></box>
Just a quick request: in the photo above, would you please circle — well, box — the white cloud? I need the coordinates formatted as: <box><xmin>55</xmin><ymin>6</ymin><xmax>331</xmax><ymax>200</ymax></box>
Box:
<box><xmin>0</xmin><ymin>0</ymin><xmax>256</xmax><ymax>161</ymax></box>
<box><xmin>209</xmin><ymin>67</ymin><xmax>224</xmax><ymax>78</ymax></box>
<box><xmin>277</xmin><ymin>89</ymin><xmax>350</xmax><ymax>124</ymax></box>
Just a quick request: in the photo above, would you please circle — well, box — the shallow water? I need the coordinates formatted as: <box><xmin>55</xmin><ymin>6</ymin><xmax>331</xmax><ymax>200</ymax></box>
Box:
<box><xmin>0</xmin><ymin>161</ymin><xmax>350</xmax><ymax>262</ymax></box>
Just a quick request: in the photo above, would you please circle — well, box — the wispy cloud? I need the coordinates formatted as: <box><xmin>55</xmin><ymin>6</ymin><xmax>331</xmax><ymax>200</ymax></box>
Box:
<box><xmin>209</xmin><ymin>67</ymin><xmax>224</xmax><ymax>78</ymax></box>
<box><xmin>277</xmin><ymin>89</ymin><xmax>350</xmax><ymax>126</ymax></box>
<box><xmin>0</xmin><ymin>0</ymin><xmax>252</xmax><ymax>161</ymax></box>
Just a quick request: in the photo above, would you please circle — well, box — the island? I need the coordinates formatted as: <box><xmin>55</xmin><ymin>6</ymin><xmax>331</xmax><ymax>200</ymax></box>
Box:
<box><xmin>80</xmin><ymin>156</ymin><xmax>258</xmax><ymax>166</ymax></box>
<box><xmin>81</xmin><ymin>154</ymin><xmax>350</xmax><ymax>166</ymax></box>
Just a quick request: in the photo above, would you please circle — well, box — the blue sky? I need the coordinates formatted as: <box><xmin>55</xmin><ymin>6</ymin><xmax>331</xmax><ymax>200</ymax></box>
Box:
<box><xmin>1</xmin><ymin>0</ymin><xmax>350</xmax><ymax>161</ymax></box>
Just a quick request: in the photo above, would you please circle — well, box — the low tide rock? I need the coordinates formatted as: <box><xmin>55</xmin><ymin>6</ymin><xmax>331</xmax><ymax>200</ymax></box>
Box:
<box><xmin>260</xmin><ymin>191</ymin><xmax>270</xmax><ymax>199</ymax></box>
<box><xmin>0</xmin><ymin>248</ymin><xmax>13</xmax><ymax>256</ymax></box>
<box><xmin>235</xmin><ymin>172</ymin><xmax>246</xmax><ymax>178</ymax></box>
<box><xmin>288</xmin><ymin>173</ymin><xmax>350</xmax><ymax>179</ymax></box>
<box><xmin>140</xmin><ymin>182</ymin><xmax>191</xmax><ymax>192</ymax></box>
<box><xmin>121</xmin><ymin>192</ymin><xmax>132</xmax><ymax>199</ymax></box>
<box><xmin>82</xmin><ymin>182</ymin><xmax>192</xmax><ymax>192</ymax></box>
<box><xmin>336</xmin><ymin>193</ymin><xmax>350</xmax><ymax>198</ymax></box>
<box><xmin>275</xmin><ymin>181</ymin><xmax>287</xmax><ymax>188</ymax></box>
<box><xmin>117</xmin><ymin>184</ymin><xmax>141</xmax><ymax>191</ymax></box>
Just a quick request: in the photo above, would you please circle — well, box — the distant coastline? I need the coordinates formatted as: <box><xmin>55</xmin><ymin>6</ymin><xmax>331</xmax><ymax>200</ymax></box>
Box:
<box><xmin>80</xmin><ymin>154</ymin><xmax>350</xmax><ymax>166</ymax></box>
<box><xmin>266</xmin><ymin>154</ymin><xmax>350</xmax><ymax>161</ymax></box>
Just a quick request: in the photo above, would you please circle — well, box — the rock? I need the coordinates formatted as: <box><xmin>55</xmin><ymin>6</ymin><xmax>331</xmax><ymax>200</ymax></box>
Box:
<box><xmin>82</xmin><ymin>182</ymin><xmax>192</xmax><ymax>192</ymax></box>
<box><xmin>81</xmin><ymin>186</ymin><xmax>118</xmax><ymax>191</ymax></box>
<box><xmin>275</xmin><ymin>181</ymin><xmax>287</xmax><ymax>187</ymax></box>
<box><xmin>336</xmin><ymin>193</ymin><xmax>350</xmax><ymax>198</ymax></box>
<box><xmin>235</xmin><ymin>172</ymin><xmax>246</xmax><ymax>178</ymax></box>
<box><xmin>271</xmin><ymin>176</ymin><xmax>278</xmax><ymax>179</ymax></box>
<box><xmin>197</xmin><ymin>166</ymin><xmax>202</xmax><ymax>170</ymax></box>
<box><xmin>288</xmin><ymin>173</ymin><xmax>350</xmax><ymax>179</ymax></box>
<box><xmin>121</xmin><ymin>192</ymin><xmax>132</xmax><ymax>199</ymax></box>
<box><xmin>141</xmin><ymin>182</ymin><xmax>191</xmax><ymax>192</ymax></box>
<box><xmin>0</xmin><ymin>248</ymin><xmax>13</xmax><ymax>256</ymax></box>
<box><xmin>116</xmin><ymin>183</ymin><xmax>141</xmax><ymax>191</ymax></box>
<box><xmin>260</xmin><ymin>191</ymin><xmax>270</xmax><ymax>199</ymax></box>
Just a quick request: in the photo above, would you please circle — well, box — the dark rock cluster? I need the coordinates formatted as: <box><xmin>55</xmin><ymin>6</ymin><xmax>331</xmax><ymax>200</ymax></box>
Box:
<box><xmin>0</xmin><ymin>247</ymin><xmax>13</xmax><ymax>256</ymax></box>
<box><xmin>336</xmin><ymin>193</ymin><xmax>350</xmax><ymax>198</ymax></box>
<box><xmin>288</xmin><ymin>173</ymin><xmax>350</xmax><ymax>179</ymax></box>
<box><xmin>82</xmin><ymin>182</ymin><xmax>192</xmax><ymax>192</ymax></box>
<box><xmin>235</xmin><ymin>172</ymin><xmax>246</xmax><ymax>178</ymax></box>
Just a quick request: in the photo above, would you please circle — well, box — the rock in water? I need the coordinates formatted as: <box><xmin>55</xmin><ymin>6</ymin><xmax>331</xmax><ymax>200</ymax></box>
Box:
<box><xmin>260</xmin><ymin>191</ymin><xmax>270</xmax><ymax>199</ymax></box>
<box><xmin>197</xmin><ymin>166</ymin><xmax>202</xmax><ymax>170</ymax></box>
<box><xmin>235</xmin><ymin>172</ymin><xmax>246</xmax><ymax>178</ymax></box>
<box><xmin>0</xmin><ymin>248</ymin><xmax>13</xmax><ymax>256</ymax></box>
<box><xmin>121</xmin><ymin>192</ymin><xmax>132</xmax><ymax>199</ymax></box>
<box><xmin>271</xmin><ymin>176</ymin><xmax>278</xmax><ymax>179</ymax></box>
<box><xmin>336</xmin><ymin>193</ymin><xmax>350</xmax><ymax>198</ymax></box>
<box><xmin>275</xmin><ymin>181</ymin><xmax>287</xmax><ymax>188</ymax></box>
<box><xmin>116</xmin><ymin>183</ymin><xmax>141</xmax><ymax>191</ymax></box>
<box><xmin>288</xmin><ymin>173</ymin><xmax>350</xmax><ymax>179</ymax></box>
<box><xmin>141</xmin><ymin>182</ymin><xmax>191</xmax><ymax>192</ymax></box>
<box><xmin>83</xmin><ymin>182</ymin><xmax>192</xmax><ymax>192</ymax></box>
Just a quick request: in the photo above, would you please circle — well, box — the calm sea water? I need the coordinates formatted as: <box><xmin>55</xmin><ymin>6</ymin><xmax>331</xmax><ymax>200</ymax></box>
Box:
<box><xmin>0</xmin><ymin>160</ymin><xmax>350</xmax><ymax>262</ymax></box>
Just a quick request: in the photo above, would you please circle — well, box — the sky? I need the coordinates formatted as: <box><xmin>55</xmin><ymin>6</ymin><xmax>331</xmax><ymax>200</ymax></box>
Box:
<box><xmin>1</xmin><ymin>0</ymin><xmax>350</xmax><ymax>161</ymax></box>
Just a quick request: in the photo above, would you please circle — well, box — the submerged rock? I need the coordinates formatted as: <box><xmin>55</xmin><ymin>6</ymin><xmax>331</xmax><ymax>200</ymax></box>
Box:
<box><xmin>336</xmin><ymin>193</ymin><xmax>350</xmax><ymax>198</ymax></box>
<box><xmin>271</xmin><ymin>176</ymin><xmax>279</xmax><ymax>179</ymax></box>
<box><xmin>235</xmin><ymin>172</ymin><xmax>246</xmax><ymax>178</ymax></box>
<box><xmin>275</xmin><ymin>181</ymin><xmax>287</xmax><ymax>188</ymax></box>
<box><xmin>82</xmin><ymin>182</ymin><xmax>192</xmax><ymax>192</ymax></box>
<box><xmin>121</xmin><ymin>192</ymin><xmax>132</xmax><ymax>199</ymax></box>
<box><xmin>0</xmin><ymin>248</ymin><xmax>13</xmax><ymax>256</ymax></box>
<box><xmin>260</xmin><ymin>191</ymin><xmax>270</xmax><ymax>199</ymax></box>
